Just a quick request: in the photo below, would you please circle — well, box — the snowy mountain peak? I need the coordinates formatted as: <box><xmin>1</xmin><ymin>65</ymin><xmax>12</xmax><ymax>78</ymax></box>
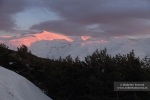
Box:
<box><xmin>4</xmin><ymin>31</ymin><xmax>73</xmax><ymax>47</ymax></box>
<box><xmin>1</xmin><ymin>30</ymin><xmax>150</xmax><ymax>60</ymax></box>
<box><xmin>33</xmin><ymin>30</ymin><xmax>73</xmax><ymax>42</ymax></box>
<box><xmin>81</xmin><ymin>36</ymin><xmax>91</xmax><ymax>41</ymax></box>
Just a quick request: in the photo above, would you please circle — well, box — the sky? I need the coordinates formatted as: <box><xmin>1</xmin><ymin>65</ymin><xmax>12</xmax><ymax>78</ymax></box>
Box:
<box><xmin>0</xmin><ymin>0</ymin><xmax>150</xmax><ymax>38</ymax></box>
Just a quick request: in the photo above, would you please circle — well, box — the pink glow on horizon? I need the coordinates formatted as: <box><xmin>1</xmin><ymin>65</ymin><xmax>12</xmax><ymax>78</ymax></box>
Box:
<box><xmin>81</xmin><ymin>36</ymin><xmax>91</xmax><ymax>41</ymax></box>
<box><xmin>8</xmin><ymin>31</ymin><xmax>73</xmax><ymax>47</ymax></box>
<box><xmin>8</xmin><ymin>37</ymin><xmax>36</xmax><ymax>47</ymax></box>
<box><xmin>114</xmin><ymin>36</ymin><xmax>123</xmax><ymax>38</ymax></box>
<box><xmin>0</xmin><ymin>40</ymin><xmax>4</xmax><ymax>43</ymax></box>
<box><xmin>81</xmin><ymin>40</ymin><xmax>108</xmax><ymax>46</ymax></box>
<box><xmin>0</xmin><ymin>36</ymin><xmax>12</xmax><ymax>38</ymax></box>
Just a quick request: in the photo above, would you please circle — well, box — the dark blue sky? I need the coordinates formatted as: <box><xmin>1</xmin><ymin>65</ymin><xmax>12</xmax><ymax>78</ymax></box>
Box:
<box><xmin>0</xmin><ymin>0</ymin><xmax>150</xmax><ymax>38</ymax></box>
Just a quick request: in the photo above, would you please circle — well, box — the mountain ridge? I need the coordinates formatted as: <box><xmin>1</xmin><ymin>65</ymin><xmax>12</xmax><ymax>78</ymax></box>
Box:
<box><xmin>0</xmin><ymin>31</ymin><xmax>150</xmax><ymax>60</ymax></box>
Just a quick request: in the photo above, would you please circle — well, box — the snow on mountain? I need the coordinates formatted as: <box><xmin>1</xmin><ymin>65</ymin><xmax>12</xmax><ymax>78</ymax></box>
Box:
<box><xmin>0</xmin><ymin>30</ymin><xmax>72</xmax><ymax>49</ymax></box>
<box><xmin>29</xmin><ymin>37</ymin><xmax>150</xmax><ymax>60</ymax></box>
<box><xmin>0</xmin><ymin>30</ymin><xmax>150</xmax><ymax>60</ymax></box>
<box><xmin>81</xmin><ymin>36</ymin><xmax>91</xmax><ymax>41</ymax></box>
<box><xmin>0</xmin><ymin>66</ymin><xmax>52</xmax><ymax>100</ymax></box>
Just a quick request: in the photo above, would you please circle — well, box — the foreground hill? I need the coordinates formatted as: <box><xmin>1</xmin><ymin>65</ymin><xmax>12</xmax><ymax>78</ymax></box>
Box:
<box><xmin>0</xmin><ymin>66</ymin><xmax>52</xmax><ymax>100</ymax></box>
<box><xmin>0</xmin><ymin>43</ymin><xmax>150</xmax><ymax>99</ymax></box>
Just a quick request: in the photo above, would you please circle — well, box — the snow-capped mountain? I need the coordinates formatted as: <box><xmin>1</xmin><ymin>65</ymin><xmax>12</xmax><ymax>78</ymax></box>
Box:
<box><xmin>1</xmin><ymin>30</ymin><xmax>150</xmax><ymax>60</ymax></box>
<box><xmin>0</xmin><ymin>66</ymin><xmax>52</xmax><ymax>100</ymax></box>
<box><xmin>29</xmin><ymin>37</ymin><xmax>150</xmax><ymax>60</ymax></box>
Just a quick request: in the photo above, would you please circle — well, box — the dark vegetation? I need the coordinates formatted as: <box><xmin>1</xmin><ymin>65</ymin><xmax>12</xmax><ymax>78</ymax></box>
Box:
<box><xmin>0</xmin><ymin>43</ymin><xmax>150</xmax><ymax>100</ymax></box>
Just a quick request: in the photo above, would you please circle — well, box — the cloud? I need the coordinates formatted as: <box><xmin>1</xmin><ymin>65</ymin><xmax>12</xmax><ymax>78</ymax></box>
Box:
<box><xmin>31</xmin><ymin>20</ymin><xmax>91</xmax><ymax>36</ymax></box>
<box><xmin>0</xmin><ymin>0</ymin><xmax>28</xmax><ymax>32</ymax></box>
<box><xmin>31</xmin><ymin>0</ymin><xmax>150</xmax><ymax>37</ymax></box>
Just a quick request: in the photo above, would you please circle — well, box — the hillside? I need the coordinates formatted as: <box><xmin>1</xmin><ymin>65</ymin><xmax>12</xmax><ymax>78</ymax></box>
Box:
<box><xmin>0</xmin><ymin>66</ymin><xmax>52</xmax><ymax>100</ymax></box>
<box><xmin>0</xmin><ymin>43</ymin><xmax>150</xmax><ymax>100</ymax></box>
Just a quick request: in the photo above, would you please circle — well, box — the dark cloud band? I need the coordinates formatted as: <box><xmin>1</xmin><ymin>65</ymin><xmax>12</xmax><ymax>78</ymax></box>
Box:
<box><xmin>0</xmin><ymin>0</ymin><xmax>150</xmax><ymax>37</ymax></box>
<box><xmin>30</xmin><ymin>0</ymin><xmax>150</xmax><ymax>37</ymax></box>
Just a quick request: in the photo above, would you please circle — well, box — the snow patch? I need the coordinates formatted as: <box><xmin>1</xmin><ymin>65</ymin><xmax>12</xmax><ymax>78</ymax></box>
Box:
<box><xmin>0</xmin><ymin>66</ymin><xmax>52</xmax><ymax>100</ymax></box>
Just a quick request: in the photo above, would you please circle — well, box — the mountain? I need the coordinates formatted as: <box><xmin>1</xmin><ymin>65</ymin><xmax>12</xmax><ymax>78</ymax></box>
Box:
<box><xmin>0</xmin><ymin>66</ymin><xmax>52</xmax><ymax>100</ymax></box>
<box><xmin>4</xmin><ymin>31</ymin><xmax>73</xmax><ymax>47</ymax></box>
<box><xmin>29</xmin><ymin>37</ymin><xmax>150</xmax><ymax>60</ymax></box>
<box><xmin>1</xmin><ymin>31</ymin><xmax>150</xmax><ymax>60</ymax></box>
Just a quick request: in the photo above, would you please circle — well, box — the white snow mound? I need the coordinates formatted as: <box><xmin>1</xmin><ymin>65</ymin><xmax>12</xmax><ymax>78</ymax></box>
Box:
<box><xmin>0</xmin><ymin>66</ymin><xmax>52</xmax><ymax>100</ymax></box>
